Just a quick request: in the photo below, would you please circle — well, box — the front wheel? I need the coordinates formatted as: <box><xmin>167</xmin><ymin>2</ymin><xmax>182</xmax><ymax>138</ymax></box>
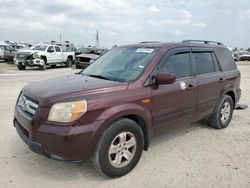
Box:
<box><xmin>17</xmin><ymin>65</ymin><xmax>26</xmax><ymax>70</ymax></box>
<box><xmin>208</xmin><ymin>95</ymin><xmax>234</xmax><ymax>129</ymax></box>
<box><xmin>93</xmin><ymin>118</ymin><xmax>144</xmax><ymax>177</ymax></box>
<box><xmin>66</xmin><ymin>58</ymin><xmax>73</xmax><ymax>67</ymax></box>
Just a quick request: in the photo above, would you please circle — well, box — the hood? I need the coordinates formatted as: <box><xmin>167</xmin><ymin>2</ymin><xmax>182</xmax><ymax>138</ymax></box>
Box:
<box><xmin>22</xmin><ymin>74</ymin><xmax>128</xmax><ymax>106</ymax></box>
<box><xmin>76</xmin><ymin>53</ymin><xmax>100</xmax><ymax>59</ymax></box>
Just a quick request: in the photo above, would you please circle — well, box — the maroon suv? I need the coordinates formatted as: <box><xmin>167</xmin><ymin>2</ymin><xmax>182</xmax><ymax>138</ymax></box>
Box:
<box><xmin>14</xmin><ymin>40</ymin><xmax>241</xmax><ymax>177</ymax></box>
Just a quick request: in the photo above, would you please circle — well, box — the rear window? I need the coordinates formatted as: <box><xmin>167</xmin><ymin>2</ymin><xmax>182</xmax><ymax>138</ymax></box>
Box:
<box><xmin>55</xmin><ymin>46</ymin><xmax>61</xmax><ymax>52</ymax></box>
<box><xmin>215</xmin><ymin>48</ymin><xmax>237</xmax><ymax>71</ymax></box>
<box><xmin>193</xmin><ymin>52</ymin><xmax>215</xmax><ymax>75</ymax></box>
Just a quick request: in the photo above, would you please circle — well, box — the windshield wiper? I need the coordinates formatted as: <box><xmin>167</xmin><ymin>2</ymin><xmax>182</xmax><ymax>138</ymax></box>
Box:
<box><xmin>87</xmin><ymin>74</ymin><xmax>111</xmax><ymax>81</ymax></box>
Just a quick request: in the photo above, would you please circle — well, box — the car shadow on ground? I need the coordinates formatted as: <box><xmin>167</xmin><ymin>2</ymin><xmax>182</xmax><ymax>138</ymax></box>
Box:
<box><xmin>8</xmin><ymin>121</ymin><xmax>213</xmax><ymax>181</ymax></box>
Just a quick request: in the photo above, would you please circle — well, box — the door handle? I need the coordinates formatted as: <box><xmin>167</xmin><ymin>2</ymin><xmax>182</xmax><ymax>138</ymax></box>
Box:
<box><xmin>186</xmin><ymin>84</ymin><xmax>195</xmax><ymax>90</ymax></box>
<box><xmin>219</xmin><ymin>78</ymin><xmax>225</xmax><ymax>82</ymax></box>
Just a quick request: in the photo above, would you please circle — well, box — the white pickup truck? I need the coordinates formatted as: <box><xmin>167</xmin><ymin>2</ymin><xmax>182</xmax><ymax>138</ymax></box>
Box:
<box><xmin>14</xmin><ymin>44</ymin><xmax>75</xmax><ymax>70</ymax></box>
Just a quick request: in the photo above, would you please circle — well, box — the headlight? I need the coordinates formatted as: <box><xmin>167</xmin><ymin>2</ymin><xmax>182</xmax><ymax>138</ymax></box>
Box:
<box><xmin>33</xmin><ymin>53</ymin><xmax>40</xmax><ymax>59</ymax></box>
<box><xmin>48</xmin><ymin>100</ymin><xmax>87</xmax><ymax>123</ymax></box>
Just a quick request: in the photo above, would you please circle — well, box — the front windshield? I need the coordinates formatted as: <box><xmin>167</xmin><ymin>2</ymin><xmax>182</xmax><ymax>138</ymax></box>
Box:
<box><xmin>82</xmin><ymin>47</ymin><xmax>159</xmax><ymax>82</ymax></box>
<box><xmin>30</xmin><ymin>45</ymin><xmax>47</xmax><ymax>51</ymax></box>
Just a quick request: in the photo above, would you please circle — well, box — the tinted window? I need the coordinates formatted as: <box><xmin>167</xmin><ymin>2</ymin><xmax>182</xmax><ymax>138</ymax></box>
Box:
<box><xmin>55</xmin><ymin>46</ymin><xmax>61</xmax><ymax>52</ymax></box>
<box><xmin>215</xmin><ymin>48</ymin><xmax>237</xmax><ymax>71</ymax></box>
<box><xmin>159</xmin><ymin>52</ymin><xmax>191</xmax><ymax>79</ymax></box>
<box><xmin>193</xmin><ymin>52</ymin><xmax>214</xmax><ymax>74</ymax></box>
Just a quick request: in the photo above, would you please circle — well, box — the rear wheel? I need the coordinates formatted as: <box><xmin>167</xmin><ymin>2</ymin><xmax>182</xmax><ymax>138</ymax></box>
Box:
<box><xmin>17</xmin><ymin>65</ymin><xmax>26</xmax><ymax>70</ymax></box>
<box><xmin>93</xmin><ymin>118</ymin><xmax>144</xmax><ymax>177</ymax></box>
<box><xmin>208</xmin><ymin>95</ymin><xmax>234</xmax><ymax>129</ymax></box>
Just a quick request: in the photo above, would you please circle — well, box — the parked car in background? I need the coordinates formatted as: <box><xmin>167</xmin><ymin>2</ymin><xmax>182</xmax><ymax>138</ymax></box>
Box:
<box><xmin>0</xmin><ymin>43</ymin><xmax>16</xmax><ymax>61</ymax></box>
<box><xmin>14</xmin><ymin>44</ymin><xmax>75</xmax><ymax>70</ymax></box>
<box><xmin>75</xmin><ymin>53</ymin><xmax>100</xmax><ymax>69</ymax></box>
<box><xmin>75</xmin><ymin>47</ymin><xmax>108</xmax><ymax>69</ymax></box>
<box><xmin>240</xmin><ymin>51</ymin><xmax>250</xmax><ymax>61</ymax></box>
<box><xmin>14</xmin><ymin>40</ymin><xmax>241</xmax><ymax>177</ymax></box>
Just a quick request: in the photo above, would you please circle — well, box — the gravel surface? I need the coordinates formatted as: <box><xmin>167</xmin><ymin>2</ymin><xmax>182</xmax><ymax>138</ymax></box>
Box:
<box><xmin>0</xmin><ymin>62</ymin><xmax>249</xmax><ymax>188</ymax></box>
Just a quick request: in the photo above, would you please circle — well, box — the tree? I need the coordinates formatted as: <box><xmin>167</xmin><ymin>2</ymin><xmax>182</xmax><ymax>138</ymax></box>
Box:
<box><xmin>247</xmin><ymin>48</ymin><xmax>250</xmax><ymax>52</ymax></box>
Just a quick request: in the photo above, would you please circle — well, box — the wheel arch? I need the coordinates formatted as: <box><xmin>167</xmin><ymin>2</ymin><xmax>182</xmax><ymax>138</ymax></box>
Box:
<box><xmin>91</xmin><ymin>104</ymin><xmax>153</xmax><ymax>152</ymax></box>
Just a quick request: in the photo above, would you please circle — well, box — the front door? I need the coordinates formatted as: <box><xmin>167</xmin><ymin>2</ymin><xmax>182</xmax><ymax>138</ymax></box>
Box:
<box><xmin>151</xmin><ymin>48</ymin><xmax>198</xmax><ymax>131</ymax></box>
<box><xmin>46</xmin><ymin>46</ymin><xmax>56</xmax><ymax>63</ymax></box>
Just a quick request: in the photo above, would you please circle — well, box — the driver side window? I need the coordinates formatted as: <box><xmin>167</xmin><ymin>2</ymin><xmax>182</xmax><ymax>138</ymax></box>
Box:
<box><xmin>159</xmin><ymin>52</ymin><xmax>191</xmax><ymax>79</ymax></box>
<box><xmin>47</xmin><ymin>46</ymin><xmax>54</xmax><ymax>52</ymax></box>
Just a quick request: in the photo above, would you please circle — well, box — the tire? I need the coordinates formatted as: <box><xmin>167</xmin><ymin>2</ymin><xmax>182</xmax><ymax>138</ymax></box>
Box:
<box><xmin>17</xmin><ymin>65</ymin><xmax>26</xmax><ymax>70</ymax></box>
<box><xmin>39</xmin><ymin>62</ymin><xmax>46</xmax><ymax>70</ymax></box>
<box><xmin>208</xmin><ymin>95</ymin><xmax>234</xmax><ymax>129</ymax></box>
<box><xmin>66</xmin><ymin>58</ymin><xmax>72</xmax><ymax>67</ymax></box>
<box><xmin>93</xmin><ymin>118</ymin><xmax>144</xmax><ymax>178</ymax></box>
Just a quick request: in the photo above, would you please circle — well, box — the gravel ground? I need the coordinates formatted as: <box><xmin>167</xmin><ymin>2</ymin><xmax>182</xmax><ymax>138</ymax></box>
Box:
<box><xmin>0</xmin><ymin>62</ymin><xmax>250</xmax><ymax>188</ymax></box>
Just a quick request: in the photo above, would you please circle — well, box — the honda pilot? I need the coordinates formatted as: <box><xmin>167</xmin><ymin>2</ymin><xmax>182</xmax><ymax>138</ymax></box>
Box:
<box><xmin>14</xmin><ymin>40</ymin><xmax>241</xmax><ymax>177</ymax></box>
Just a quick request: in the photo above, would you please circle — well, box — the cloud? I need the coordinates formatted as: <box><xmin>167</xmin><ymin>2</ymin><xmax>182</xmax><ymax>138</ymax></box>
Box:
<box><xmin>148</xmin><ymin>5</ymin><xmax>160</xmax><ymax>12</ymax></box>
<box><xmin>0</xmin><ymin>0</ymin><xmax>249</xmax><ymax>48</ymax></box>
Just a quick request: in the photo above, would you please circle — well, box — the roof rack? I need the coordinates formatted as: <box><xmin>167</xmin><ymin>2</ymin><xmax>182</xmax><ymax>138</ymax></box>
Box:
<box><xmin>140</xmin><ymin>41</ymin><xmax>161</xmax><ymax>44</ymax></box>
<box><xmin>182</xmin><ymin>40</ymin><xmax>224</xmax><ymax>45</ymax></box>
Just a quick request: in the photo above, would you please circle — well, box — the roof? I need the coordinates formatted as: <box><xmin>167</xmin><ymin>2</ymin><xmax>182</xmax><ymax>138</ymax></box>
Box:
<box><xmin>120</xmin><ymin>40</ymin><xmax>227</xmax><ymax>49</ymax></box>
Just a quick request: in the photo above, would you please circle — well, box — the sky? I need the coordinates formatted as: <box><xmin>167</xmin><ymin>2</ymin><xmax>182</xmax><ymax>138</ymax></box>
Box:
<box><xmin>0</xmin><ymin>0</ymin><xmax>250</xmax><ymax>48</ymax></box>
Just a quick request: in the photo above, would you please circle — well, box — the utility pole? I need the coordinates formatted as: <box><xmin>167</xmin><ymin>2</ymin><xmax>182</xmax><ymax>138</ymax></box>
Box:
<box><xmin>94</xmin><ymin>30</ymin><xmax>99</xmax><ymax>48</ymax></box>
<box><xmin>59</xmin><ymin>33</ymin><xmax>62</xmax><ymax>44</ymax></box>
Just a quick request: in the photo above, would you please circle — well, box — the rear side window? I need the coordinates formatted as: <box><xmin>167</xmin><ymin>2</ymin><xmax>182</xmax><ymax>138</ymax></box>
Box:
<box><xmin>193</xmin><ymin>52</ymin><xmax>215</xmax><ymax>75</ymax></box>
<box><xmin>215</xmin><ymin>48</ymin><xmax>237</xmax><ymax>71</ymax></box>
<box><xmin>159</xmin><ymin>52</ymin><xmax>191</xmax><ymax>79</ymax></box>
<box><xmin>55</xmin><ymin>46</ymin><xmax>61</xmax><ymax>52</ymax></box>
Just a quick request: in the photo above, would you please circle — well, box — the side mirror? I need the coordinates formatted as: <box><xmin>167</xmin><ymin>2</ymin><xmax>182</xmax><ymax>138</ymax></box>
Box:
<box><xmin>155</xmin><ymin>73</ymin><xmax>176</xmax><ymax>85</ymax></box>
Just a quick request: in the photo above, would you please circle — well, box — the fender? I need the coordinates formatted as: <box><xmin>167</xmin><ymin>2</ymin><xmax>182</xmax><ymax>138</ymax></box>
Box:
<box><xmin>90</xmin><ymin>103</ymin><xmax>153</xmax><ymax>150</ymax></box>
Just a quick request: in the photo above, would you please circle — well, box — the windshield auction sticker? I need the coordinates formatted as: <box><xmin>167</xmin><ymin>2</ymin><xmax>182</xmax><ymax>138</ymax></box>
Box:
<box><xmin>136</xmin><ymin>48</ymin><xmax>154</xmax><ymax>53</ymax></box>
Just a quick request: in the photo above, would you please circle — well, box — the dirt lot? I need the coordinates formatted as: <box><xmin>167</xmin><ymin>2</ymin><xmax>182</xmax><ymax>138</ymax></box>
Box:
<box><xmin>0</xmin><ymin>62</ymin><xmax>250</xmax><ymax>188</ymax></box>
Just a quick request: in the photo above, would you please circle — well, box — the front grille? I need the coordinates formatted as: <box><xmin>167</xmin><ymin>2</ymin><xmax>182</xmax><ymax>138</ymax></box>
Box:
<box><xmin>79</xmin><ymin>57</ymin><xmax>91</xmax><ymax>62</ymax></box>
<box><xmin>17</xmin><ymin>93</ymin><xmax>38</xmax><ymax>120</ymax></box>
<box><xmin>16</xmin><ymin>53</ymin><xmax>32</xmax><ymax>60</ymax></box>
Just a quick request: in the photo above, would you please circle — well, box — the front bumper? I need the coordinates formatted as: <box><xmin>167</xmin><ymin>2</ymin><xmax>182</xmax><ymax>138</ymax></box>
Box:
<box><xmin>15</xmin><ymin>58</ymin><xmax>44</xmax><ymax>66</ymax></box>
<box><xmin>14</xmin><ymin>120</ymin><xmax>50</xmax><ymax>158</ymax></box>
<box><xmin>14</xmin><ymin>108</ymin><xmax>102</xmax><ymax>161</ymax></box>
<box><xmin>75</xmin><ymin>60</ymin><xmax>91</xmax><ymax>68</ymax></box>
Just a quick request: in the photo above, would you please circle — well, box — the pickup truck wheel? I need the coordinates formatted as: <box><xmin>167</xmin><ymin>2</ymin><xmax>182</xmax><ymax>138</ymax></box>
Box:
<box><xmin>66</xmin><ymin>58</ymin><xmax>73</xmax><ymax>67</ymax></box>
<box><xmin>17</xmin><ymin>65</ymin><xmax>26</xmax><ymax>70</ymax></box>
<box><xmin>93</xmin><ymin>118</ymin><xmax>144</xmax><ymax>178</ymax></box>
<box><xmin>39</xmin><ymin>63</ymin><xmax>46</xmax><ymax>70</ymax></box>
<box><xmin>208</xmin><ymin>95</ymin><xmax>234</xmax><ymax>129</ymax></box>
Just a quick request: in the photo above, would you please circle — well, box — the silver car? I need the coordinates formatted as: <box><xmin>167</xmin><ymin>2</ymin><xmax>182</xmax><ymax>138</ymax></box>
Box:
<box><xmin>0</xmin><ymin>44</ymin><xmax>16</xmax><ymax>61</ymax></box>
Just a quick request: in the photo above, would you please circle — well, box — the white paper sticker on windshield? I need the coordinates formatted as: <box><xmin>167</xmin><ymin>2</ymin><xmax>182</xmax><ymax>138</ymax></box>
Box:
<box><xmin>136</xmin><ymin>48</ymin><xmax>154</xmax><ymax>53</ymax></box>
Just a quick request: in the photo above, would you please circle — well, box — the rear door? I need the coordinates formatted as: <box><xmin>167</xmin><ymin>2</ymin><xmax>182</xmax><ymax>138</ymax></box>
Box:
<box><xmin>151</xmin><ymin>48</ymin><xmax>198</xmax><ymax>131</ymax></box>
<box><xmin>191</xmin><ymin>49</ymin><xmax>225</xmax><ymax>121</ymax></box>
<box><xmin>55</xmin><ymin>46</ymin><xmax>64</xmax><ymax>62</ymax></box>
